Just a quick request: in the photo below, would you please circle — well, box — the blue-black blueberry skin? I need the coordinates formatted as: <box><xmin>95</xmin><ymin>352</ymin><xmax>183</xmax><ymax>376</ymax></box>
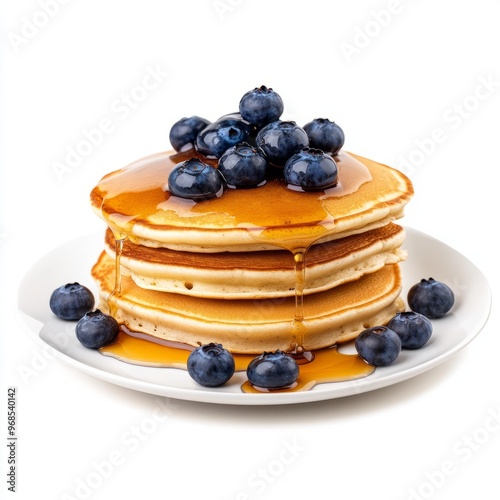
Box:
<box><xmin>218</xmin><ymin>112</ymin><xmax>244</xmax><ymax>120</ymax></box>
<box><xmin>217</xmin><ymin>113</ymin><xmax>258</xmax><ymax>144</ymax></box>
<box><xmin>49</xmin><ymin>283</ymin><xmax>95</xmax><ymax>321</ymax></box>
<box><xmin>407</xmin><ymin>278</ymin><xmax>455</xmax><ymax>319</ymax></box>
<box><xmin>195</xmin><ymin>118</ymin><xmax>253</xmax><ymax>158</ymax></box>
<box><xmin>255</xmin><ymin>121</ymin><xmax>309</xmax><ymax>167</ymax></box>
<box><xmin>239</xmin><ymin>85</ymin><xmax>284</xmax><ymax>128</ymax></box>
<box><xmin>387</xmin><ymin>311</ymin><xmax>433</xmax><ymax>349</ymax></box>
<box><xmin>246</xmin><ymin>350</ymin><xmax>299</xmax><ymax>389</ymax></box>
<box><xmin>303</xmin><ymin>118</ymin><xmax>345</xmax><ymax>155</ymax></box>
<box><xmin>284</xmin><ymin>148</ymin><xmax>338</xmax><ymax>191</ymax></box>
<box><xmin>168</xmin><ymin>158</ymin><xmax>226</xmax><ymax>201</ymax></box>
<box><xmin>187</xmin><ymin>343</ymin><xmax>235</xmax><ymax>387</ymax></box>
<box><xmin>218</xmin><ymin>143</ymin><xmax>268</xmax><ymax>188</ymax></box>
<box><xmin>75</xmin><ymin>310</ymin><xmax>119</xmax><ymax>349</ymax></box>
<box><xmin>169</xmin><ymin>116</ymin><xmax>211</xmax><ymax>152</ymax></box>
<box><xmin>355</xmin><ymin>326</ymin><xmax>402</xmax><ymax>366</ymax></box>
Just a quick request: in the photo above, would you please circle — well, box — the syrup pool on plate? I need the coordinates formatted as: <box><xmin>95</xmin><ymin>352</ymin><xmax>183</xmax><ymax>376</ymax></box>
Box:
<box><xmin>100</xmin><ymin>327</ymin><xmax>375</xmax><ymax>393</ymax></box>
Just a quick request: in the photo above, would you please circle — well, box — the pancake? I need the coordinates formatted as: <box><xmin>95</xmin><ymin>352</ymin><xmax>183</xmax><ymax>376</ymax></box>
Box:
<box><xmin>90</xmin><ymin>150</ymin><xmax>413</xmax><ymax>252</ymax></box>
<box><xmin>104</xmin><ymin>223</ymin><xmax>407</xmax><ymax>299</ymax></box>
<box><xmin>92</xmin><ymin>251</ymin><xmax>405</xmax><ymax>353</ymax></box>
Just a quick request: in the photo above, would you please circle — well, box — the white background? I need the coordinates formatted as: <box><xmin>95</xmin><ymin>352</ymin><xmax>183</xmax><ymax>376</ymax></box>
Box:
<box><xmin>1</xmin><ymin>0</ymin><xmax>499</xmax><ymax>499</ymax></box>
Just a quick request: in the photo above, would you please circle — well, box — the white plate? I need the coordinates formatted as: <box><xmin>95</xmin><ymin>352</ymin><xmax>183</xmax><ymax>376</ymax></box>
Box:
<box><xmin>17</xmin><ymin>227</ymin><xmax>491</xmax><ymax>405</ymax></box>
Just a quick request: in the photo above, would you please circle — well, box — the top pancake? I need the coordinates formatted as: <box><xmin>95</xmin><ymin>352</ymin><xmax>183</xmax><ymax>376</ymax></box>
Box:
<box><xmin>90</xmin><ymin>150</ymin><xmax>413</xmax><ymax>252</ymax></box>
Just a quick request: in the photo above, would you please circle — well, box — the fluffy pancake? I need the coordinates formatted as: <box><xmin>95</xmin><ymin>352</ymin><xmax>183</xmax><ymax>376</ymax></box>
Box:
<box><xmin>92</xmin><ymin>251</ymin><xmax>405</xmax><ymax>353</ymax></box>
<box><xmin>104</xmin><ymin>223</ymin><xmax>407</xmax><ymax>299</ymax></box>
<box><xmin>90</xmin><ymin>150</ymin><xmax>413</xmax><ymax>252</ymax></box>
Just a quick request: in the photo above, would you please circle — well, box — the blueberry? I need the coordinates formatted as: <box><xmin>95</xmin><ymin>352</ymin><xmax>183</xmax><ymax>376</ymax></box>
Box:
<box><xmin>218</xmin><ymin>112</ymin><xmax>246</xmax><ymax>121</ymax></box>
<box><xmin>387</xmin><ymin>311</ymin><xmax>433</xmax><ymax>349</ymax></box>
<box><xmin>49</xmin><ymin>283</ymin><xmax>95</xmax><ymax>321</ymax></box>
<box><xmin>195</xmin><ymin>118</ymin><xmax>252</xmax><ymax>158</ymax></box>
<box><xmin>217</xmin><ymin>113</ymin><xmax>258</xmax><ymax>143</ymax></box>
<box><xmin>218</xmin><ymin>143</ymin><xmax>268</xmax><ymax>188</ymax></box>
<box><xmin>407</xmin><ymin>278</ymin><xmax>454</xmax><ymax>319</ymax></box>
<box><xmin>75</xmin><ymin>309</ymin><xmax>119</xmax><ymax>349</ymax></box>
<box><xmin>355</xmin><ymin>326</ymin><xmax>402</xmax><ymax>366</ymax></box>
<box><xmin>256</xmin><ymin>121</ymin><xmax>309</xmax><ymax>167</ymax></box>
<box><xmin>169</xmin><ymin>116</ymin><xmax>211</xmax><ymax>152</ymax></box>
<box><xmin>187</xmin><ymin>343</ymin><xmax>235</xmax><ymax>387</ymax></box>
<box><xmin>239</xmin><ymin>85</ymin><xmax>284</xmax><ymax>127</ymax></box>
<box><xmin>284</xmin><ymin>147</ymin><xmax>338</xmax><ymax>191</ymax></box>
<box><xmin>303</xmin><ymin>118</ymin><xmax>345</xmax><ymax>155</ymax></box>
<box><xmin>168</xmin><ymin>158</ymin><xmax>226</xmax><ymax>200</ymax></box>
<box><xmin>246</xmin><ymin>350</ymin><xmax>299</xmax><ymax>389</ymax></box>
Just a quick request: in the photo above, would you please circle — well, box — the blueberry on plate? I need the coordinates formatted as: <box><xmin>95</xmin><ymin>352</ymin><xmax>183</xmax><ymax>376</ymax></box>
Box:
<box><xmin>168</xmin><ymin>158</ymin><xmax>226</xmax><ymax>200</ymax></box>
<box><xmin>195</xmin><ymin>117</ymin><xmax>252</xmax><ymax>158</ymax></box>
<box><xmin>75</xmin><ymin>309</ymin><xmax>119</xmax><ymax>349</ymax></box>
<box><xmin>284</xmin><ymin>147</ymin><xmax>338</xmax><ymax>191</ymax></box>
<box><xmin>355</xmin><ymin>326</ymin><xmax>402</xmax><ymax>366</ymax></box>
<box><xmin>218</xmin><ymin>142</ymin><xmax>268</xmax><ymax>188</ymax></box>
<box><xmin>407</xmin><ymin>278</ymin><xmax>454</xmax><ymax>319</ymax></box>
<box><xmin>387</xmin><ymin>311</ymin><xmax>433</xmax><ymax>349</ymax></box>
<box><xmin>169</xmin><ymin>116</ymin><xmax>211</xmax><ymax>152</ymax></box>
<box><xmin>239</xmin><ymin>85</ymin><xmax>284</xmax><ymax>128</ymax></box>
<box><xmin>256</xmin><ymin>121</ymin><xmax>309</xmax><ymax>167</ymax></box>
<box><xmin>303</xmin><ymin>118</ymin><xmax>345</xmax><ymax>155</ymax></box>
<box><xmin>246</xmin><ymin>350</ymin><xmax>299</xmax><ymax>389</ymax></box>
<box><xmin>187</xmin><ymin>343</ymin><xmax>235</xmax><ymax>387</ymax></box>
<box><xmin>49</xmin><ymin>283</ymin><xmax>95</xmax><ymax>320</ymax></box>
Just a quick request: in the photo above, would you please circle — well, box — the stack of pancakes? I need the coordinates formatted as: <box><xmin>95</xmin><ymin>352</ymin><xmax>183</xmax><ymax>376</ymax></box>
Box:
<box><xmin>90</xmin><ymin>150</ymin><xmax>413</xmax><ymax>353</ymax></box>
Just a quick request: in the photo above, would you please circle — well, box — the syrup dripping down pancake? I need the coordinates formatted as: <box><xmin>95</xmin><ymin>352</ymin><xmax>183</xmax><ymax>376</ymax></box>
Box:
<box><xmin>103</xmin><ymin>223</ymin><xmax>407</xmax><ymax>299</ymax></box>
<box><xmin>92</xmin><ymin>251</ymin><xmax>404</xmax><ymax>354</ymax></box>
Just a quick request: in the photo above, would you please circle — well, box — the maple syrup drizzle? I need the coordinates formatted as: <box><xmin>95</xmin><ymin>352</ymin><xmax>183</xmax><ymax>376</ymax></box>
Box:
<box><xmin>293</xmin><ymin>249</ymin><xmax>306</xmax><ymax>323</ymax></box>
<box><xmin>288</xmin><ymin>248</ymin><xmax>315</xmax><ymax>362</ymax></box>
<box><xmin>106</xmin><ymin>237</ymin><xmax>124</xmax><ymax>316</ymax></box>
<box><xmin>94</xmin><ymin>150</ymin><xmax>376</xmax><ymax>392</ymax></box>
